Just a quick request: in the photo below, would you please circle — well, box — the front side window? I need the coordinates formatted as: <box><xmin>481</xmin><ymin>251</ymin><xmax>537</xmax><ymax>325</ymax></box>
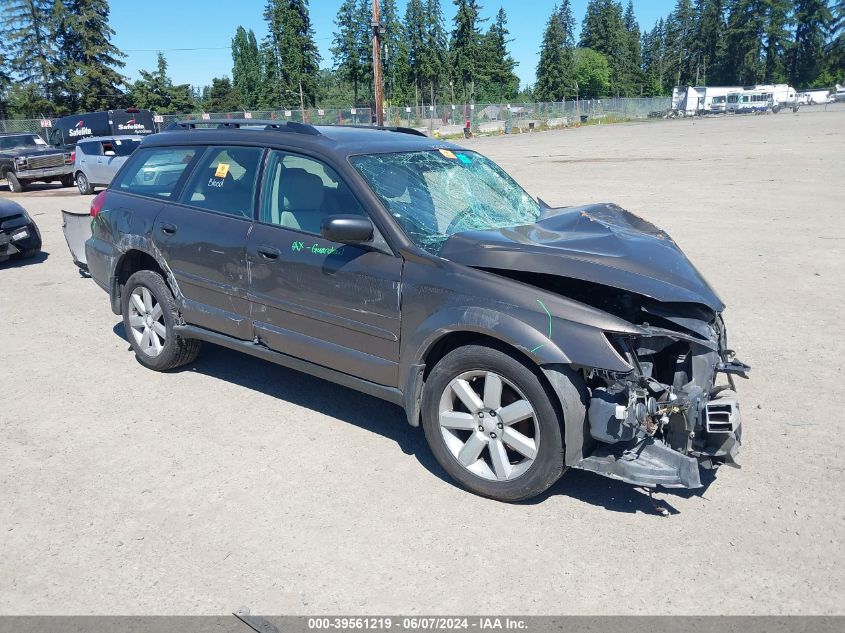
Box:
<box><xmin>351</xmin><ymin>150</ymin><xmax>541</xmax><ymax>253</ymax></box>
<box><xmin>111</xmin><ymin>147</ymin><xmax>198</xmax><ymax>198</ymax></box>
<box><xmin>260</xmin><ymin>150</ymin><xmax>366</xmax><ymax>234</ymax></box>
<box><xmin>179</xmin><ymin>146</ymin><xmax>263</xmax><ymax>218</ymax></box>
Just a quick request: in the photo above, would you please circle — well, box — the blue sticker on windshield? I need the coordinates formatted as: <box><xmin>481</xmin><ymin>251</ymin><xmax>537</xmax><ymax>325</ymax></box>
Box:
<box><xmin>457</xmin><ymin>153</ymin><xmax>471</xmax><ymax>164</ymax></box>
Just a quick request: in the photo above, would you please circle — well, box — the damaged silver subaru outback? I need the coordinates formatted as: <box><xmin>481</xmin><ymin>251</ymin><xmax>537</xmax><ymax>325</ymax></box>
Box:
<box><xmin>81</xmin><ymin>121</ymin><xmax>748</xmax><ymax>501</ymax></box>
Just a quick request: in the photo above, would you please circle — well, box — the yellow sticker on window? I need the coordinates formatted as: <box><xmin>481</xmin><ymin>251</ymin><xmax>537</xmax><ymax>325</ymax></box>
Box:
<box><xmin>214</xmin><ymin>163</ymin><xmax>230</xmax><ymax>178</ymax></box>
<box><xmin>439</xmin><ymin>149</ymin><xmax>457</xmax><ymax>159</ymax></box>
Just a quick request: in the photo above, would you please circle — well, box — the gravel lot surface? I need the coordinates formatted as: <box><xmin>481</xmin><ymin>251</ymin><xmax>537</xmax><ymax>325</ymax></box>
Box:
<box><xmin>1</xmin><ymin>105</ymin><xmax>843</xmax><ymax>615</ymax></box>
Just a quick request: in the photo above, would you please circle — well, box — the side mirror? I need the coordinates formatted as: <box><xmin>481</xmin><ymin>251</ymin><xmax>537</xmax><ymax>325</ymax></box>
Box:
<box><xmin>320</xmin><ymin>215</ymin><xmax>373</xmax><ymax>244</ymax></box>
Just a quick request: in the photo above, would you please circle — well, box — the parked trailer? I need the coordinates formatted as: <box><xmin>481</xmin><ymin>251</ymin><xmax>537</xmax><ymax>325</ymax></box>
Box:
<box><xmin>671</xmin><ymin>86</ymin><xmax>704</xmax><ymax>116</ymax></box>
<box><xmin>797</xmin><ymin>90</ymin><xmax>833</xmax><ymax>105</ymax></box>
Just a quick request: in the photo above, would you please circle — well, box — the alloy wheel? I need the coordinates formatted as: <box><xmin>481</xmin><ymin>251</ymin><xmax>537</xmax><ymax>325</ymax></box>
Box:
<box><xmin>127</xmin><ymin>286</ymin><xmax>166</xmax><ymax>357</ymax></box>
<box><xmin>438</xmin><ymin>370</ymin><xmax>540</xmax><ymax>481</ymax></box>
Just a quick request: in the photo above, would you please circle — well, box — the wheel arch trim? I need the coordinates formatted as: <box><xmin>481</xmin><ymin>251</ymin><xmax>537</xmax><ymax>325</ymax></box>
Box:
<box><xmin>109</xmin><ymin>240</ymin><xmax>183</xmax><ymax>315</ymax></box>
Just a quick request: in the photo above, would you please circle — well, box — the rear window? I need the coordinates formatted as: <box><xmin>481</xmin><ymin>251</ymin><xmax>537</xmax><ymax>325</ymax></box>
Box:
<box><xmin>111</xmin><ymin>138</ymin><xmax>142</xmax><ymax>156</ymax></box>
<box><xmin>178</xmin><ymin>146</ymin><xmax>262</xmax><ymax>218</ymax></box>
<box><xmin>111</xmin><ymin>147</ymin><xmax>197</xmax><ymax>198</ymax></box>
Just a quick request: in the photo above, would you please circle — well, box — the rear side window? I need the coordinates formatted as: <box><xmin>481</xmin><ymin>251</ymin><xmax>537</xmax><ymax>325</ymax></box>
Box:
<box><xmin>178</xmin><ymin>146</ymin><xmax>263</xmax><ymax>219</ymax></box>
<box><xmin>78</xmin><ymin>141</ymin><xmax>101</xmax><ymax>156</ymax></box>
<box><xmin>111</xmin><ymin>147</ymin><xmax>198</xmax><ymax>198</ymax></box>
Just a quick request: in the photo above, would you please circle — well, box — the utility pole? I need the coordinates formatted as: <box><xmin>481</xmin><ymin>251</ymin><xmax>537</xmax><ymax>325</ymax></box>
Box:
<box><xmin>372</xmin><ymin>0</ymin><xmax>384</xmax><ymax>126</ymax></box>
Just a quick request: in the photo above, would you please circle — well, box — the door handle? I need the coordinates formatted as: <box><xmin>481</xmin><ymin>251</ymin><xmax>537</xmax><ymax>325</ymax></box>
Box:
<box><xmin>159</xmin><ymin>222</ymin><xmax>177</xmax><ymax>235</ymax></box>
<box><xmin>257</xmin><ymin>246</ymin><xmax>280</xmax><ymax>260</ymax></box>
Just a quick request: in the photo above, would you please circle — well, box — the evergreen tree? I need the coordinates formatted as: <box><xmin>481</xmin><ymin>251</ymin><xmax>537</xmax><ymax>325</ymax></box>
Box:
<box><xmin>450</xmin><ymin>0</ymin><xmax>485</xmax><ymax>103</ymax></box>
<box><xmin>763</xmin><ymin>0</ymin><xmax>793</xmax><ymax>83</ymax></box>
<box><xmin>790</xmin><ymin>0</ymin><xmax>833</xmax><ymax>86</ymax></box>
<box><xmin>623</xmin><ymin>1</ymin><xmax>643</xmax><ymax>94</ymax></box>
<box><xmin>403</xmin><ymin>0</ymin><xmax>428</xmax><ymax>103</ymax></box>
<box><xmin>258</xmin><ymin>42</ymin><xmax>280</xmax><ymax>108</ymax></box>
<box><xmin>664</xmin><ymin>0</ymin><xmax>697</xmax><ymax>87</ymax></box>
<box><xmin>358</xmin><ymin>0</ymin><xmax>375</xmax><ymax>104</ymax></box>
<box><xmin>831</xmin><ymin>0</ymin><xmax>844</xmax><ymax>80</ymax></box>
<box><xmin>203</xmin><ymin>77</ymin><xmax>241</xmax><ymax>112</ymax></box>
<box><xmin>535</xmin><ymin>2</ymin><xmax>575</xmax><ymax>101</ymax></box>
<box><xmin>262</xmin><ymin>0</ymin><xmax>321</xmax><ymax>108</ymax></box>
<box><xmin>381</xmin><ymin>0</ymin><xmax>411</xmax><ymax>105</ymax></box>
<box><xmin>693</xmin><ymin>0</ymin><xmax>727</xmax><ymax>85</ymax></box>
<box><xmin>331</xmin><ymin>0</ymin><xmax>366</xmax><ymax>104</ymax></box>
<box><xmin>579</xmin><ymin>0</ymin><xmax>628</xmax><ymax>95</ymax></box>
<box><xmin>723</xmin><ymin>0</ymin><xmax>766</xmax><ymax>85</ymax></box>
<box><xmin>51</xmin><ymin>0</ymin><xmax>126</xmax><ymax>113</ymax></box>
<box><xmin>0</xmin><ymin>48</ymin><xmax>10</xmax><ymax>119</ymax></box>
<box><xmin>423</xmin><ymin>0</ymin><xmax>449</xmax><ymax>104</ymax></box>
<box><xmin>125</xmin><ymin>53</ymin><xmax>195</xmax><ymax>114</ymax></box>
<box><xmin>642</xmin><ymin>19</ymin><xmax>668</xmax><ymax>94</ymax></box>
<box><xmin>477</xmin><ymin>7</ymin><xmax>519</xmax><ymax>102</ymax></box>
<box><xmin>232</xmin><ymin>26</ymin><xmax>262</xmax><ymax>109</ymax></box>
<box><xmin>0</xmin><ymin>0</ymin><xmax>55</xmax><ymax>100</ymax></box>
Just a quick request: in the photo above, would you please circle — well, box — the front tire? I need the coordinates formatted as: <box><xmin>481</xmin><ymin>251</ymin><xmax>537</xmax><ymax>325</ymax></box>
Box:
<box><xmin>76</xmin><ymin>172</ymin><xmax>94</xmax><ymax>195</ymax></box>
<box><xmin>13</xmin><ymin>248</ymin><xmax>39</xmax><ymax>259</ymax></box>
<box><xmin>6</xmin><ymin>171</ymin><xmax>24</xmax><ymax>193</ymax></box>
<box><xmin>121</xmin><ymin>270</ymin><xmax>201</xmax><ymax>371</ymax></box>
<box><xmin>421</xmin><ymin>343</ymin><xmax>569</xmax><ymax>501</ymax></box>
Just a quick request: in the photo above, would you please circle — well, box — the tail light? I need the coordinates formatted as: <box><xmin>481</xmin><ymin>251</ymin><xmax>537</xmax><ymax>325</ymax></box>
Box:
<box><xmin>90</xmin><ymin>191</ymin><xmax>107</xmax><ymax>217</ymax></box>
<box><xmin>69</xmin><ymin>150</ymin><xmax>76</xmax><ymax>164</ymax></box>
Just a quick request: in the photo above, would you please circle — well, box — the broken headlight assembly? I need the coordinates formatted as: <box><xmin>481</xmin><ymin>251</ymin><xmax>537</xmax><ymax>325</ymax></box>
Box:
<box><xmin>589</xmin><ymin>330</ymin><xmax>748</xmax><ymax>469</ymax></box>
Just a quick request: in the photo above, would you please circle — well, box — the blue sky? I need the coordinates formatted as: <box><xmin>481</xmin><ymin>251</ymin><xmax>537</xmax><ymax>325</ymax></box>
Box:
<box><xmin>110</xmin><ymin>0</ymin><xmax>675</xmax><ymax>91</ymax></box>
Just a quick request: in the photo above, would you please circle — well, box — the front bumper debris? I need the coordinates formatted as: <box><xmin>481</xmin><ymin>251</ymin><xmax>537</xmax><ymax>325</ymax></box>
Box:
<box><xmin>572</xmin><ymin>310</ymin><xmax>748</xmax><ymax>489</ymax></box>
<box><xmin>61</xmin><ymin>210</ymin><xmax>92</xmax><ymax>270</ymax></box>
<box><xmin>579</xmin><ymin>437</ymin><xmax>702</xmax><ymax>488</ymax></box>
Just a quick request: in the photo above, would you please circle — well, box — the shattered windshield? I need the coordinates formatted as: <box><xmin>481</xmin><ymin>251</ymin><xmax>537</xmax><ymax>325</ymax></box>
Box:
<box><xmin>351</xmin><ymin>150</ymin><xmax>541</xmax><ymax>253</ymax></box>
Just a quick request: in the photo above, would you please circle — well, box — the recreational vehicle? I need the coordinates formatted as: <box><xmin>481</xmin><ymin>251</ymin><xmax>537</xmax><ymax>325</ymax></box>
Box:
<box><xmin>727</xmin><ymin>90</ymin><xmax>773</xmax><ymax>114</ymax></box>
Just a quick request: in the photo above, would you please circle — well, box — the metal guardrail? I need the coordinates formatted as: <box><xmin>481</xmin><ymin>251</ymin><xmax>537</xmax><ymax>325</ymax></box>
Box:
<box><xmin>0</xmin><ymin>98</ymin><xmax>673</xmax><ymax>138</ymax></box>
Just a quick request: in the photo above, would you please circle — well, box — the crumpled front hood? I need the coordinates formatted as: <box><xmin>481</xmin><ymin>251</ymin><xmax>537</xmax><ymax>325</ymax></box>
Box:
<box><xmin>439</xmin><ymin>203</ymin><xmax>724</xmax><ymax>311</ymax></box>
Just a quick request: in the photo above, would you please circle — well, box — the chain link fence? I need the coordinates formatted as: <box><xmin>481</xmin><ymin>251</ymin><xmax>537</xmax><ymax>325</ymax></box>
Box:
<box><xmin>0</xmin><ymin>97</ymin><xmax>672</xmax><ymax>138</ymax></box>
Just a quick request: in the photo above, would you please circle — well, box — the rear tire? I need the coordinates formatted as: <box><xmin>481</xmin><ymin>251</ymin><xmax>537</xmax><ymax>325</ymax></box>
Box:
<box><xmin>76</xmin><ymin>172</ymin><xmax>94</xmax><ymax>195</ymax></box>
<box><xmin>60</xmin><ymin>174</ymin><xmax>75</xmax><ymax>187</ymax></box>
<box><xmin>421</xmin><ymin>343</ymin><xmax>570</xmax><ymax>501</ymax></box>
<box><xmin>121</xmin><ymin>270</ymin><xmax>201</xmax><ymax>371</ymax></box>
<box><xmin>6</xmin><ymin>171</ymin><xmax>24</xmax><ymax>193</ymax></box>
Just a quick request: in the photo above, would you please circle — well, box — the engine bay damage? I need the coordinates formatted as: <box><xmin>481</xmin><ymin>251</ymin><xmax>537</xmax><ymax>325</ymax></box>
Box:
<box><xmin>501</xmin><ymin>271</ymin><xmax>750</xmax><ymax>489</ymax></box>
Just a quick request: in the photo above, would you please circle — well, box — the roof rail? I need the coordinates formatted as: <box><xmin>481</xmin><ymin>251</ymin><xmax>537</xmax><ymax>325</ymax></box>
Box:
<box><xmin>165</xmin><ymin>119</ymin><xmax>322</xmax><ymax>137</ymax></box>
<box><xmin>334</xmin><ymin>124</ymin><xmax>428</xmax><ymax>137</ymax></box>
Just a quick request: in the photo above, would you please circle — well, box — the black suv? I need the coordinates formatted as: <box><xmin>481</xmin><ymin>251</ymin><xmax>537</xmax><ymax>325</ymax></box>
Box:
<box><xmin>85</xmin><ymin>120</ymin><xmax>748</xmax><ymax>501</ymax></box>
<box><xmin>0</xmin><ymin>132</ymin><xmax>74</xmax><ymax>192</ymax></box>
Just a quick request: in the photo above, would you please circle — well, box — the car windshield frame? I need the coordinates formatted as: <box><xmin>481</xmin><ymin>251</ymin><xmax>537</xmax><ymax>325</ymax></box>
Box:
<box><xmin>350</xmin><ymin>149</ymin><xmax>541</xmax><ymax>254</ymax></box>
